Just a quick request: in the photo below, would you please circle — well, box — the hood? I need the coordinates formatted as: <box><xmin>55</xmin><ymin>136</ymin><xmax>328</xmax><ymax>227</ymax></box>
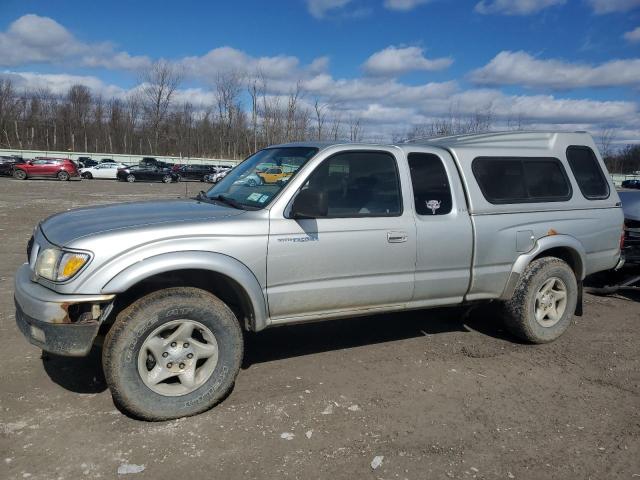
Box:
<box><xmin>619</xmin><ymin>191</ymin><xmax>640</xmax><ymax>222</ymax></box>
<box><xmin>40</xmin><ymin>199</ymin><xmax>246</xmax><ymax>246</ymax></box>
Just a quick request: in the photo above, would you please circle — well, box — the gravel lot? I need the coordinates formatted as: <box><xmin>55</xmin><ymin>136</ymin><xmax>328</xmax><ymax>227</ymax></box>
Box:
<box><xmin>0</xmin><ymin>177</ymin><xmax>638</xmax><ymax>480</ymax></box>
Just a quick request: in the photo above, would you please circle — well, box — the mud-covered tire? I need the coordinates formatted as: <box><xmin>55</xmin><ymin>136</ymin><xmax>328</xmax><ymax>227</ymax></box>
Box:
<box><xmin>502</xmin><ymin>257</ymin><xmax>578</xmax><ymax>344</ymax></box>
<box><xmin>102</xmin><ymin>287</ymin><xmax>243</xmax><ymax>421</ymax></box>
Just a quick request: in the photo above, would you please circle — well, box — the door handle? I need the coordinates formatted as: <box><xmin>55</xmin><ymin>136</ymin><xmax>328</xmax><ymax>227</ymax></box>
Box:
<box><xmin>387</xmin><ymin>231</ymin><xmax>408</xmax><ymax>243</ymax></box>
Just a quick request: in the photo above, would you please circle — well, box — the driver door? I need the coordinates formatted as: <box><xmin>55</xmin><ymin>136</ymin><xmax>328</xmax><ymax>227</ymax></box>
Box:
<box><xmin>267</xmin><ymin>149</ymin><xmax>416</xmax><ymax>321</ymax></box>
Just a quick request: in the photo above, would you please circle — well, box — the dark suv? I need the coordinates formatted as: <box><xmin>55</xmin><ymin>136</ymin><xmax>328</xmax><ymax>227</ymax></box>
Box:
<box><xmin>0</xmin><ymin>156</ymin><xmax>25</xmax><ymax>176</ymax></box>
<box><xmin>173</xmin><ymin>164</ymin><xmax>216</xmax><ymax>181</ymax></box>
<box><xmin>116</xmin><ymin>165</ymin><xmax>179</xmax><ymax>183</ymax></box>
<box><xmin>621</xmin><ymin>179</ymin><xmax>640</xmax><ymax>189</ymax></box>
<box><xmin>13</xmin><ymin>158</ymin><xmax>80</xmax><ymax>181</ymax></box>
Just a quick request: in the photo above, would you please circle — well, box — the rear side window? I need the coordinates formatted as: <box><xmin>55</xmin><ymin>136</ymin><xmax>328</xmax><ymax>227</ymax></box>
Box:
<box><xmin>566</xmin><ymin>146</ymin><xmax>609</xmax><ymax>200</ymax></box>
<box><xmin>408</xmin><ymin>153</ymin><xmax>452</xmax><ymax>215</ymax></box>
<box><xmin>472</xmin><ymin>157</ymin><xmax>571</xmax><ymax>204</ymax></box>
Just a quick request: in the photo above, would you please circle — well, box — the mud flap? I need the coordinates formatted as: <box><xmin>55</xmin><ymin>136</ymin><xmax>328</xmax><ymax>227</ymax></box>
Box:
<box><xmin>575</xmin><ymin>281</ymin><xmax>583</xmax><ymax>316</ymax></box>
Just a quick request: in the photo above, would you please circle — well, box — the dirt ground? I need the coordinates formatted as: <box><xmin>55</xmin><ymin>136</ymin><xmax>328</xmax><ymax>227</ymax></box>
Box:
<box><xmin>0</xmin><ymin>177</ymin><xmax>638</xmax><ymax>480</ymax></box>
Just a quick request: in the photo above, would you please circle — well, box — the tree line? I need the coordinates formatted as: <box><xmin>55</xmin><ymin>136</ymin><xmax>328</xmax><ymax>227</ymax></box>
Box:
<box><xmin>0</xmin><ymin>61</ymin><xmax>637</xmax><ymax>172</ymax></box>
<box><xmin>0</xmin><ymin>62</ymin><xmax>364</xmax><ymax>160</ymax></box>
<box><xmin>604</xmin><ymin>144</ymin><xmax>640</xmax><ymax>175</ymax></box>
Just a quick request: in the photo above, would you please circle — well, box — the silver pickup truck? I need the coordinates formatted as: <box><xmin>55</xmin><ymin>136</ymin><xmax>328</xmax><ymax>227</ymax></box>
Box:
<box><xmin>15</xmin><ymin>131</ymin><xmax>624</xmax><ymax>420</ymax></box>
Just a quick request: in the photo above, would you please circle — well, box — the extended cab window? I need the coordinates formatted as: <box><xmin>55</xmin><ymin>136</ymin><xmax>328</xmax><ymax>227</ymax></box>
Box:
<box><xmin>472</xmin><ymin>157</ymin><xmax>571</xmax><ymax>204</ymax></box>
<box><xmin>305</xmin><ymin>151</ymin><xmax>402</xmax><ymax>217</ymax></box>
<box><xmin>408</xmin><ymin>153</ymin><xmax>452</xmax><ymax>215</ymax></box>
<box><xmin>566</xmin><ymin>146</ymin><xmax>609</xmax><ymax>200</ymax></box>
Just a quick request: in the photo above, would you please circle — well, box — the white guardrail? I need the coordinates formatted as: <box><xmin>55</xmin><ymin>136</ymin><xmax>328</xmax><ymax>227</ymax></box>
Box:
<box><xmin>0</xmin><ymin>148</ymin><xmax>240</xmax><ymax>168</ymax></box>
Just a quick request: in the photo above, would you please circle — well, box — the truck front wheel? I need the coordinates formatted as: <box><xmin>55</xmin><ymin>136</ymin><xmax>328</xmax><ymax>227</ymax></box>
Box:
<box><xmin>502</xmin><ymin>257</ymin><xmax>578</xmax><ymax>344</ymax></box>
<box><xmin>102</xmin><ymin>287</ymin><xmax>243</xmax><ymax>420</ymax></box>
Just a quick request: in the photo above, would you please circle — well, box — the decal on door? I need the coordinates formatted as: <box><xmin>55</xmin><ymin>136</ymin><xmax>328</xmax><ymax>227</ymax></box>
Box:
<box><xmin>426</xmin><ymin>199</ymin><xmax>441</xmax><ymax>215</ymax></box>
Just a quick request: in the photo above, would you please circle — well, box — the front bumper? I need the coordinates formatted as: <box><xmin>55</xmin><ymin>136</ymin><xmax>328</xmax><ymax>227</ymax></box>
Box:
<box><xmin>14</xmin><ymin>263</ymin><xmax>115</xmax><ymax>356</ymax></box>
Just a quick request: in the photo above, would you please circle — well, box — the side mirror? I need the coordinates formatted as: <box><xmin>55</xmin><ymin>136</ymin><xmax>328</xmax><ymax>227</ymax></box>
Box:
<box><xmin>290</xmin><ymin>188</ymin><xmax>328</xmax><ymax>219</ymax></box>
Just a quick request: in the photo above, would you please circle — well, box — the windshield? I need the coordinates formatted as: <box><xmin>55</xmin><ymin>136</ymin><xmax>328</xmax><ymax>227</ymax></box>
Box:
<box><xmin>205</xmin><ymin>147</ymin><xmax>318</xmax><ymax>209</ymax></box>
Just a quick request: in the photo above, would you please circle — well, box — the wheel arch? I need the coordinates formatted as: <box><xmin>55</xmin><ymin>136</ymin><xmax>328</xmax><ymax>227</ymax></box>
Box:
<box><xmin>501</xmin><ymin>234</ymin><xmax>586</xmax><ymax>300</ymax></box>
<box><xmin>101</xmin><ymin>251</ymin><xmax>268</xmax><ymax>331</ymax></box>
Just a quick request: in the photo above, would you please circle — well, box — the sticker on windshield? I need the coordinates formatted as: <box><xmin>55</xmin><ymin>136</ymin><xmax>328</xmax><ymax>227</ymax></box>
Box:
<box><xmin>426</xmin><ymin>199</ymin><xmax>441</xmax><ymax>215</ymax></box>
<box><xmin>258</xmin><ymin>195</ymin><xmax>269</xmax><ymax>203</ymax></box>
<box><xmin>247</xmin><ymin>193</ymin><xmax>262</xmax><ymax>201</ymax></box>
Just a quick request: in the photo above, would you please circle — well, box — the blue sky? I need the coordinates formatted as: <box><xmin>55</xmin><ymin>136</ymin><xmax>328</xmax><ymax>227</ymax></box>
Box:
<box><xmin>1</xmin><ymin>0</ymin><xmax>639</xmax><ymax>142</ymax></box>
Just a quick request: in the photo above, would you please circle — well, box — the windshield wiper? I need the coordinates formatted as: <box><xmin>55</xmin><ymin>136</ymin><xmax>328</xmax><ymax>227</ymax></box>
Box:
<box><xmin>209</xmin><ymin>194</ymin><xmax>246</xmax><ymax>210</ymax></box>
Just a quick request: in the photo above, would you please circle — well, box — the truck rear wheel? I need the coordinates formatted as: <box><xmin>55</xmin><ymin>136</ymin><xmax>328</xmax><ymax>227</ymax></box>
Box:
<box><xmin>502</xmin><ymin>257</ymin><xmax>577</xmax><ymax>344</ymax></box>
<box><xmin>102</xmin><ymin>287</ymin><xmax>243</xmax><ymax>420</ymax></box>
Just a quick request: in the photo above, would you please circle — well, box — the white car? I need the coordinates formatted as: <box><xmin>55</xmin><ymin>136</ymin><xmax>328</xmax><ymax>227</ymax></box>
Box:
<box><xmin>80</xmin><ymin>163</ymin><xmax>128</xmax><ymax>179</ymax></box>
<box><xmin>206</xmin><ymin>168</ymin><xmax>232</xmax><ymax>184</ymax></box>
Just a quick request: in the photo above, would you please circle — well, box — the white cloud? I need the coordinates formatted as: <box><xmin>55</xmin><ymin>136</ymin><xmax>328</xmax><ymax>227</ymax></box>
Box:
<box><xmin>306</xmin><ymin>0</ymin><xmax>353</xmax><ymax>18</ymax></box>
<box><xmin>475</xmin><ymin>0</ymin><xmax>565</xmax><ymax>15</ymax></box>
<box><xmin>178</xmin><ymin>46</ymin><xmax>333</xmax><ymax>85</ymax></box>
<box><xmin>0</xmin><ymin>14</ymin><xmax>150</xmax><ymax>70</ymax></box>
<box><xmin>362</xmin><ymin>46</ymin><xmax>453</xmax><ymax>76</ymax></box>
<box><xmin>0</xmin><ymin>71</ymin><xmax>127</xmax><ymax>98</ymax></box>
<box><xmin>471</xmin><ymin>50</ymin><xmax>640</xmax><ymax>89</ymax></box>
<box><xmin>624</xmin><ymin>26</ymin><xmax>640</xmax><ymax>42</ymax></box>
<box><xmin>436</xmin><ymin>89</ymin><xmax>637</xmax><ymax>124</ymax></box>
<box><xmin>587</xmin><ymin>0</ymin><xmax>640</xmax><ymax>14</ymax></box>
<box><xmin>383</xmin><ymin>0</ymin><xmax>433</xmax><ymax>11</ymax></box>
<box><xmin>302</xmin><ymin>74</ymin><xmax>458</xmax><ymax>105</ymax></box>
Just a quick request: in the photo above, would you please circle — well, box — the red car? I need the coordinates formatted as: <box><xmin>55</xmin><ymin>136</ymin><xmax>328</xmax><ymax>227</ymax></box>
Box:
<box><xmin>13</xmin><ymin>158</ymin><xmax>80</xmax><ymax>181</ymax></box>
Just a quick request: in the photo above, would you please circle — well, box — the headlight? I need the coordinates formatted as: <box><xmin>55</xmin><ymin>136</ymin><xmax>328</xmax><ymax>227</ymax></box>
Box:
<box><xmin>35</xmin><ymin>248</ymin><xmax>90</xmax><ymax>282</ymax></box>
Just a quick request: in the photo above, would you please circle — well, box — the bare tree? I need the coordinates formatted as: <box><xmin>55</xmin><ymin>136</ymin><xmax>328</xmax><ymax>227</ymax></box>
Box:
<box><xmin>348</xmin><ymin>115</ymin><xmax>363</xmax><ymax>142</ymax></box>
<box><xmin>598</xmin><ymin>128</ymin><xmax>616</xmax><ymax>161</ymax></box>
<box><xmin>140</xmin><ymin>60</ymin><xmax>182</xmax><ymax>153</ymax></box>
<box><xmin>314</xmin><ymin>99</ymin><xmax>328</xmax><ymax>140</ymax></box>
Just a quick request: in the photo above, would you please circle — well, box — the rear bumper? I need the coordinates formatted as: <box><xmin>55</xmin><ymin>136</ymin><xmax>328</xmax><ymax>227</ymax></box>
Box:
<box><xmin>14</xmin><ymin>263</ymin><xmax>115</xmax><ymax>356</ymax></box>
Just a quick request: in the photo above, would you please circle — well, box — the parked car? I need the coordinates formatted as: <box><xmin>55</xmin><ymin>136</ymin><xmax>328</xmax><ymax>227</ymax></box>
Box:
<box><xmin>80</xmin><ymin>163</ymin><xmax>128</xmax><ymax>179</ymax></box>
<box><xmin>116</xmin><ymin>165</ymin><xmax>179</xmax><ymax>183</ymax></box>
<box><xmin>257</xmin><ymin>167</ymin><xmax>291</xmax><ymax>184</ymax></box>
<box><xmin>76</xmin><ymin>156</ymin><xmax>94</xmax><ymax>168</ymax></box>
<box><xmin>205</xmin><ymin>167</ymin><xmax>232</xmax><ymax>183</ymax></box>
<box><xmin>621</xmin><ymin>179</ymin><xmax>640</xmax><ymax>189</ymax></box>
<box><xmin>13</xmin><ymin>157</ymin><xmax>79</xmax><ymax>181</ymax></box>
<box><xmin>14</xmin><ymin>132</ymin><xmax>623</xmax><ymax>420</ymax></box>
<box><xmin>174</xmin><ymin>164</ymin><xmax>216</xmax><ymax>181</ymax></box>
<box><xmin>100</xmin><ymin>158</ymin><xmax>116</xmax><ymax>164</ymax></box>
<box><xmin>232</xmin><ymin>172</ymin><xmax>263</xmax><ymax>186</ymax></box>
<box><xmin>619</xmin><ymin>191</ymin><xmax>640</xmax><ymax>264</ymax></box>
<box><xmin>587</xmin><ymin>190</ymin><xmax>640</xmax><ymax>295</ymax></box>
<box><xmin>139</xmin><ymin>157</ymin><xmax>159</xmax><ymax>167</ymax></box>
<box><xmin>0</xmin><ymin>155</ymin><xmax>25</xmax><ymax>176</ymax></box>
<box><xmin>138</xmin><ymin>157</ymin><xmax>173</xmax><ymax>169</ymax></box>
